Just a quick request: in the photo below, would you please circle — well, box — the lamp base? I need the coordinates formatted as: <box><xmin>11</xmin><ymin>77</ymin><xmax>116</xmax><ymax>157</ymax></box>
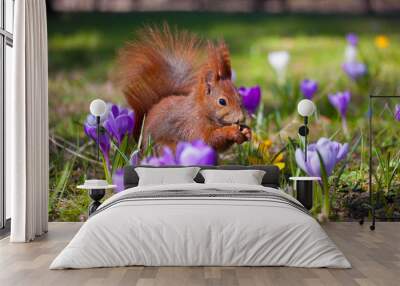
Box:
<box><xmin>296</xmin><ymin>180</ymin><xmax>313</xmax><ymax>210</ymax></box>
<box><xmin>88</xmin><ymin>189</ymin><xmax>105</xmax><ymax>216</ymax></box>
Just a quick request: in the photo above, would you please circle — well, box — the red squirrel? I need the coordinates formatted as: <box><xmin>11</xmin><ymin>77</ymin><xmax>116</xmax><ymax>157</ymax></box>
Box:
<box><xmin>117</xmin><ymin>25</ymin><xmax>251</xmax><ymax>152</ymax></box>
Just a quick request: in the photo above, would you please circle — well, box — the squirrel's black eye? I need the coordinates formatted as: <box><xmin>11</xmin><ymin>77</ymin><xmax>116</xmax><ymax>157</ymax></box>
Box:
<box><xmin>218</xmin><ymin>98</ymin><xmax>227</xmax><ymax>106</ymax></box>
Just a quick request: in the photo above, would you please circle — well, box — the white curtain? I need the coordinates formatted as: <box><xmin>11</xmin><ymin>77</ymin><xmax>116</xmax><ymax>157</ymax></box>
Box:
<box><xmin>7</xmin><ymin>0</ymin><xmax>49</xmax><ymax>242</ymax></box>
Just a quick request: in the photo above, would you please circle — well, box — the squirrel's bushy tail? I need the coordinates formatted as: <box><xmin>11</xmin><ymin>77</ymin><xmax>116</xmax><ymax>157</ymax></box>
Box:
<box><xmin>116</xmin><ymin>24</ymin><xmax>204</xmax><ymax>138</ymax></box>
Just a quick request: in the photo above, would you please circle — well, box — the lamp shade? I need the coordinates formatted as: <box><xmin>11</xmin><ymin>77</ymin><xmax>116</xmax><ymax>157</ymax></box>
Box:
<box><xmin>297</xmin><ymin>99</ymin><xmax>316</xmax><ymax>117</ymax></box>
<box><xmin>89</xmin><ymin>99</ymin><xmax>107</xmax><ymax>117</ymax></box>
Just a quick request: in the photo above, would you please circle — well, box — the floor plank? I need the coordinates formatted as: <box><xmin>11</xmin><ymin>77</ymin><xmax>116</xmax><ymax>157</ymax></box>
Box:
<box><xmin>0</xmin><ymin>222</ymin><xmax>399</xmax><ymax>286</ymax></box>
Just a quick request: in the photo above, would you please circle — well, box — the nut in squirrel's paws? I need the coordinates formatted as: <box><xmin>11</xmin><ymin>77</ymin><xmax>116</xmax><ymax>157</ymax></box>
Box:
<box><xmin>231</xmin><ymin>124</ymin><xmax>251</xmax><ymax>144</ymax></box>
<box><xmin>239</xmin><ymin>124</ymin><xmax>252</xmax><ymax>141</ymax></box>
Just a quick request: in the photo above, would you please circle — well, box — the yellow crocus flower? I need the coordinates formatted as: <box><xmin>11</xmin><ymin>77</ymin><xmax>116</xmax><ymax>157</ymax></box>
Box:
<box><xmin>375</xmin><ymin>35</ymin><xmax>389</xmax><ymax>49</ymax></box>
<box><xmin>274</xmin><ymin>162</ymin><xmax>285</xmax><ymax>170</ymax></box>
<box><xmin>273</xmin><ymin>153</ymin><xmax>284</xmax><ymax>163</ymax></box>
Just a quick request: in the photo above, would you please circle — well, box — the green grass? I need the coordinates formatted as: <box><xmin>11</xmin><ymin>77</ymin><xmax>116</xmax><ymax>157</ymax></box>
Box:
<box><xmin>47</xmin><ymin>12</ymin><xmax>400</xmax><ymax>221</ymax></box>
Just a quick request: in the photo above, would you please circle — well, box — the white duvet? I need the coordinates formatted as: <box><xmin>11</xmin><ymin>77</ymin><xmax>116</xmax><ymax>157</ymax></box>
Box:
<box><xmin>50</xmin><ymin>183</ymin><xmax>351</xmax><ymax>269</ymax></box>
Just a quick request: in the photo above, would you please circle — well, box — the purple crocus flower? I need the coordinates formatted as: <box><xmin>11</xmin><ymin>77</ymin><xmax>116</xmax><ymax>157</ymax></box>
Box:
<box><xmin>84</xmin><ymin>114</ymin><xmax>111</xmax><ymax>166</ymax></box>
<box><xmin>112</xmin><ymin>168</ymin><xmax>125</xmax><ymax>193</ymax></box>
<box><xmin>300</xmin><ymin>79</ymin><xmax>318</xmax><ymax>99</ymax></box>
<box><xmin>328</xmin><ymin>91</ymin><xmax>351</xmax><ymax>118</ymax></box>
<box><xmin>295</xmin><ymin>138</ymin><xmax>349</xmax><ymax>177</ymax></box>
<box><xmin>141</xmin><ymin>146</ymin><xmax>177</xmax><ymax>166</ymax></box>
<box><xmin>329</xmin><ymin>91</ymin><xmax>351</xmax><ymax>137</ymax></box>
<box><xmin>176</xmin><ymin>140</ymin><xmax>217</xmax><ymax>166</ymax></box>
<box><xmin>103</xmin><ymin>104</ymin><xmax>135</xmax><ymax>145</ymax></box>
<box><xmin>238</xmin><ymin>86</ymin><xmax>261</xmax><ymax>115</ymax></box>
<box><xmin>141</xmin><ymin>140</ymin><xmax>217</xmax><ymax>166</ymax></box>
<box><xmin>395</xmin><ymin>105</ymin><xmax>400</xmax><ymax>122</ymax></box>
<box><xmin>346</xmin><ymin>33</ymin><xmax>358</xmax><ymax>46</ymax></box>
<box><xmin>130</xmin><ymin>150</ymin><xmax>140</xmax><ymax>166</ymax></box>
<box><xmin>342</xmin><ymin>61</ymin><xmax>367</xmax><ymax>80</ymax></box>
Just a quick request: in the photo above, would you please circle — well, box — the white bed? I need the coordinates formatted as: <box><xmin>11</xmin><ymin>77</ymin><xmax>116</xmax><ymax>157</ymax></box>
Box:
<box><xmin>50</xmin><ymin>183</ymin><xmax>351</xmax><ymax>269</ymax></box>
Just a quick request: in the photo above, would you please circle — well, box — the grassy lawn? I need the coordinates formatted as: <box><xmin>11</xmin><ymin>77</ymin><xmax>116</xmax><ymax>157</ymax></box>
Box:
<box><xmin>47</xmin><ymin>12</ymin><xmax>400</xmax><ymax>221</ymax></box>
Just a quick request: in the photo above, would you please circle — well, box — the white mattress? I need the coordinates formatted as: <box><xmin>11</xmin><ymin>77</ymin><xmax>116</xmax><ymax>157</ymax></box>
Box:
<box><xmin>50</xmin><ymin>183</ymin><xmax>351</xmax><ymax>269</ymax></box>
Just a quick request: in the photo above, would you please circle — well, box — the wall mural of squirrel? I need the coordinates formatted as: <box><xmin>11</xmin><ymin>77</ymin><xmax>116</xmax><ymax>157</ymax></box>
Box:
<box><xmin>117</xmin><ymin>24</ymin><xmax>251</xmax><ymax>153</ymax></box>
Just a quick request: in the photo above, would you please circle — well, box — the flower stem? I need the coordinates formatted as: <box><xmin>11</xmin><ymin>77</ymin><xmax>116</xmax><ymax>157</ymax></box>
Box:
<box><xmin>322</xmin><ymin>184</ymin><xmax>330</xmax><ymax>219</ymax></box>
<box><xmin>316</xmin><ymin>150</ymin><xmax>331</xmax><ymax>222</ymax></box>
<box><xmin>277</xmin><ymin>70</ymin><xmax>286</xmax><ymax>85</ymax></box>
<box><xmin>341</xmin><ymin>116</ymin><xmax>350</xmax><ymax>139</ymax></box>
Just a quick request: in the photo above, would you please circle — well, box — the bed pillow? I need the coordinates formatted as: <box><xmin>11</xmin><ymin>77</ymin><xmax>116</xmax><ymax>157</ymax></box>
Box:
<box><xmin>135</xmin><ymin>167</ymin><xmax>200</xmax><ymax>186</ymax></box>
<box><xmin>200</xmin><ymin>169</ymin><xmax>266</xmax><ymax>185</ymax></box>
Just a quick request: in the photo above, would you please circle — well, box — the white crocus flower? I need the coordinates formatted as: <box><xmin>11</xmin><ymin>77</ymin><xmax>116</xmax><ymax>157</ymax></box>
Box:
<box><xmin>344</xmin><ymin>45</ymin><xmax>357</xmax><ymax>62</ymax></box>
<box><xmin>268</xmin><ymin>50</ymin><xmax>290</xmax><ymax>83</ymax></box>
<box><xmin>231</xmin><ymin>69</ymin><xmax>237</xmax><ymax>83</ymax></box>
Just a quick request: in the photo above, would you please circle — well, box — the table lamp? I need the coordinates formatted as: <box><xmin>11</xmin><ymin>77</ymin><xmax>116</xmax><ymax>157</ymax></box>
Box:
<box><xmin>291</xmin><ymin>99</ymin><xmax>317</xmax><ymax>210</ymax></box>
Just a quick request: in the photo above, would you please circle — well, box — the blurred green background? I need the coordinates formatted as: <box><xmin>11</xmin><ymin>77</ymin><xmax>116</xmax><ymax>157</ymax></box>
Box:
<box><xmin>48</xmin><ymin>12</ymin><xmax>400</xmax><ymax>132</ymax></box>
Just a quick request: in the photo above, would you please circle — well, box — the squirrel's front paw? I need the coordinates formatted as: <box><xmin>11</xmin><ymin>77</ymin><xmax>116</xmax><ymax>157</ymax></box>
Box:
<box><xmin>210</xmin><ymin>124</ymin><xmax>252</xmax><ymax>151</ymax></box>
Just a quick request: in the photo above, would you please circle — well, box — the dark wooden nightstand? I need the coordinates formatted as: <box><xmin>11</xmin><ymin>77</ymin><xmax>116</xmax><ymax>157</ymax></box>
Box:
<box><xmin>289</xmin><ymin>176</ymin><xmax>320</xmax><ymax>210</ymax></box>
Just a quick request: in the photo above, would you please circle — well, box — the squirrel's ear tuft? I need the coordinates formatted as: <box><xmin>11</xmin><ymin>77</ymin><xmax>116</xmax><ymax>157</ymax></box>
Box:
<box><xmin>217</xmin><ymin>42</ymin><xmax>232</xmax><ymax>80</ymax></box>
<box><xmin>205</xmin><ymin>70</ymin><xmax>215</xmax><ymax>94</ymax></box>
<box><xmin>205</xmin><ymin>70</ymin><xmax>214</xmax><ymax>84</ymax></box>
<box><xmin>207</xmin><ymin>41</ymin><xmax>232</xmax><ymax>81</ymax></box>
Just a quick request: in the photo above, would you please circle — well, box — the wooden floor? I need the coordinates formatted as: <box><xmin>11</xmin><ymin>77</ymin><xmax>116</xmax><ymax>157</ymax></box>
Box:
<box><xmin>0</xmin><ymin>222</ymin><xmax>399</xmax><ymax>286</ymax></box>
